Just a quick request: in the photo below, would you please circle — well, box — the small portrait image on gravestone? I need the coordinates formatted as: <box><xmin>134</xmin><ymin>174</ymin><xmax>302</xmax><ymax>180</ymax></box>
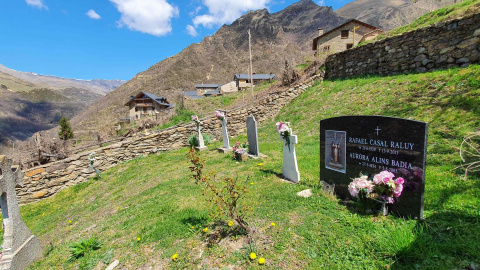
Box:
<box><xmin>325</xmin><ymin>130</ymin><xmax>346</xmax><ymax>173</ymax></box>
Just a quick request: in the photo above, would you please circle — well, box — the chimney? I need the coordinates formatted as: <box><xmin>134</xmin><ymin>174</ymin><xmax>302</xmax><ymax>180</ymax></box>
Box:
<box><xmin>318</xmin><ymin>28</ymin><xmax>324</xmax><ymax>37</ymax></box>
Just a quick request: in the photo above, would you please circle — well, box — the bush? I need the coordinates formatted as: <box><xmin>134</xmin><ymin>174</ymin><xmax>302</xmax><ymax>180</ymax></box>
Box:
<box><xmin>188</xmin><ymin>134</ymin><xmax>198</xmax><ymax>148</ymax></box>
<box><xmin>68</xmin><ymin>236</ymin><xmax>102</xmax><ymax>262</ymax></box>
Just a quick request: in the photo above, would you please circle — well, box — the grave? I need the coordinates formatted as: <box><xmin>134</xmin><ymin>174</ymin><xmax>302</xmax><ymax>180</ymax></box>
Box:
<box><xmin>0</xmin><ymin>156</ymin><xmax>42</xmax><ymax>270</ymax></box>
<box><xmin>217</xmin><ymin>114</ymin><xmax>232</xmax><ymax>153</ymax></box>
<box><xmin>194</xmin><ymin>121</ymin><xmax>207</xmax><ymax>152</ymax></box>
<box><xmin>320</xmin><ymin>116</ymin><xmax>428</xmax><ymax>219</ymax></box>
<box><xmin>279</xmin><ymin>125</ymin><xmax>300</xmax><ymax>183</ymax></box>
<box><xmin>246</xmin><ymin>116</ymin><xmax>259</xmax><ymax>157</ymax></box>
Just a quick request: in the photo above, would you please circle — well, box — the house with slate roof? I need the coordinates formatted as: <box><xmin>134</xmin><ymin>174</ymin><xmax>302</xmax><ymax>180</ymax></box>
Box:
<box><xmin>195</xmin><ymin>84</ymin><xmax>220</xmax><ymax>96</ymax></box>
<box><xmin>312</xmin><ymin>19</ymin><xmax>383</xmax><ymax>57</ymax></box>
<box><xmin>125</xmin><ymin>92</ymin><xmax>174</xmax><ymax>120</ymax></box>
<box><xmin>233</xmin><ymin>73</ymin><xmax>275</xmax><ymax>91</ymax></box>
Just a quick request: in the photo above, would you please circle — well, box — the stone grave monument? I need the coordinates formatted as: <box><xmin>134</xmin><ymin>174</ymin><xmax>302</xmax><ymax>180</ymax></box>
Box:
<box><xmin>320</xmin><ymin>116</ymin><xmax>428</xmax><ymax>219</ymax></box>
<box><xmin>0</xmin><ymin>156</ymin><xmax>42</xmax><ymax>270</ymax></box>
<box><xmin>277</xmin><ymin>123</ymin><xmax>300</xmax><ymax>183</ymax></box>
<box><xmin>193</xmin><ymin>117</ymin><xmax>207</xmax><ymax>151</ymax></box>
<box><xmin>216</xmin><ymin>111</ymin><xmax>231</xmax><ymax>153</ymax></box>
<box><xmin>246</xmin><ymin>116</ymin><xmax>260</xmax><ymax>158</ymax></box>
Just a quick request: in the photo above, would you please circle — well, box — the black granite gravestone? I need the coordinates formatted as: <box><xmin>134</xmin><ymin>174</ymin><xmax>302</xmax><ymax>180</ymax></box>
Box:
<box><xmin>320</xmin><ymin>116</ymin><xmax>428</xmax><ymax>219</ymax></box>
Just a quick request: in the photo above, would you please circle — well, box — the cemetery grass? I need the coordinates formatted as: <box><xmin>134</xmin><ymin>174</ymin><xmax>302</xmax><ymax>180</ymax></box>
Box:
<box><xmin>6</xmin><ymin>65</ymin><xmax>479</xmax><ymax>269</ymax></box>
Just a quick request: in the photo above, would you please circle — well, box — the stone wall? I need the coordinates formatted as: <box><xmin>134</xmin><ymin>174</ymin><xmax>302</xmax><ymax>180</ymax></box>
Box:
<box><xmin>18</xmin><ymin>75</ymin><xmax>321</xmax><ymax>204</ymax></box>
<box><xmin>324</xmin><ymin>13</ymin><xmax>480</xmax><ymax>79</ymax></box>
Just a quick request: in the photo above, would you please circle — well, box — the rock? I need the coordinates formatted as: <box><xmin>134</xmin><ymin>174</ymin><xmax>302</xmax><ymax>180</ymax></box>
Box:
<box><xmin>296</xmin><ymin>189</ymin><xmax>312</xmax><ymax>198</ymax></box>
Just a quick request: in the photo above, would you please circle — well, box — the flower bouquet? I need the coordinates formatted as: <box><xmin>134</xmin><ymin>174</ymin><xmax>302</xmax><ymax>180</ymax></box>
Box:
<box><xmin>191</xmin><ymin>115</ymin><xmax>200</xmax><ymax>124</ymax></box>
<box><xmin>215</xmin><ymin>111</ymin><xmax>225</xmax><ymax>122</ymax></box>
<box><xmin>349</xmin><ymin>170</ymin><xmax>404</xmax><ymax>215</ymax></box>
<box><xmin>276</xmin><ymin>122</ymin><xmax>291</xmax><ymax>151</ymax></box>
<box><xmin>232</xmin><ymin>141</ymin><xmax>249</xmax><ymax>161</ymax></box>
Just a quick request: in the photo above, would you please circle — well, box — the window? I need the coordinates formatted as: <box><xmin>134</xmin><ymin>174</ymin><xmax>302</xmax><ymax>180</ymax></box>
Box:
<box><xmin>323</xmin><ymin>45</ymin><xmax>330</xmax><ymax>52</ymax></box>
<box><xmin>341</xmin><ymin>30</ymin><xmax>349</xmax><ymax>39</ymax></box>
<box><xmin>346</xmin><ymin>43</ymin><xmax>353</xmax><ymax>50</ymax></box>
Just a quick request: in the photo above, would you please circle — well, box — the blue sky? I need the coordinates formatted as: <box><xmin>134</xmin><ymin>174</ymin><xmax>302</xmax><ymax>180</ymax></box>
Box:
<box><xmin>0</xmin><ymin>0</ymin><xmax>354</xmax><ymax>81</ymax></box>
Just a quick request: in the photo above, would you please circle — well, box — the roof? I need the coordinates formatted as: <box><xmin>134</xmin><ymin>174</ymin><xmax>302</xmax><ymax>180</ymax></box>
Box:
<box><xmin>125</xmin><ymin>91</ymin><xmax>174</xmax><ymax>108</ymax></box>
<box><xmin>234</xmin><ymin>73</ymin><xmax>275</xmax><ymax>80</ymax></box>
<box><xmin>312</xmin><ymin>19</ymin><xmax>380</xmax><ymax>50</ymax></box>
<box><xmin>195</xmin><ymin>84</ymin><xmax>220</xmax><ymax>89</ymax></box>
<box><xmin>204</xmin><ymin>90</ymin><xmax>220</xmax><ymax>95</ymax></box>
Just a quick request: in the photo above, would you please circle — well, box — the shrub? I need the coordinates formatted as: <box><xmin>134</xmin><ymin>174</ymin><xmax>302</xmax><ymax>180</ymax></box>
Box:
<box><xmin>186</xmin><ymin>149</ymin><xmax>250</xmax><ymax>232</ymax></box>
<box><xmin>68</xmin><ymin>236</ymin><xmax>102</xmax><ymax>262</ymax></box>
<box><xmin>188</xmin><ymin>134</ymin><xmax>198</xmax><ymax>148</ymax></box>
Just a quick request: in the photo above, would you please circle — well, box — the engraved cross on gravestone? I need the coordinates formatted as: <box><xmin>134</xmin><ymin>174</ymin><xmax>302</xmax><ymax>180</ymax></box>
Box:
<box><xmin>0</xmin><ymin>156</ymin><xmax>42</xmax><ymax>270</ymax></box>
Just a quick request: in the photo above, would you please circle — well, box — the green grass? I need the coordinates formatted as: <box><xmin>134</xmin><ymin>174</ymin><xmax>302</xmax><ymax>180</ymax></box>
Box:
<box><xmin>7</xmin><ymin>65</ymin><xmax>480</xmax><ymax>269</ymax></box>
<box><xmin>359</xmin><ymin>0</ymin><xmax>480</xmax><ymax>47</ymax></box>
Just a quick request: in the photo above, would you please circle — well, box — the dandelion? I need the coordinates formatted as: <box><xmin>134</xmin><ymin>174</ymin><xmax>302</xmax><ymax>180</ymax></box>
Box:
<box><xmin>117</xmin><ymin>207</ymin><xmax>120</xmax><ymax>210</ymax></box>
<box><xmin>250</xmin><ymin>182</ymin><xmax>254</xmax><ymax>185</ymax></box>
<box><xmin>68</xmin><ymin>220</ymin><xmax>72</xmax><ymax>224</ymax></box>
<box><xmin>42</xmin><ymin>212</ymin><xmax>45</xmax><ymax>216</ymax></box>
<box><xmin>228</xmin><ymin>221</ymin><xmax>234</xmax><ymax>227</ymax></box>
<box><xmin>250</xmin><ymin>253</ymin><xmax>257</xmax><ymax>260</ymax></box>
<box><xmin>136</xmin><ymin>237</ymin><xmax>141</xmax><ymax>241</ymax></box>
<box><xmin>203</xmin><ymin>228</ymin><xmax>208</xmax><ymax>233</ymax></box>
<box><xmin>267</xmin><ymin>178</ymin><xmax>270</xmax><ymax>180</ymax></box>
<box><xmin>271</xmin><ymin>222</ymin><xmax>276</xmax><ymax>226</ymax></box>
<box><xmin>172</xmin><ymin>253</ymin><xmax>178</xmax><ymax>261</ymax></box>
<box><xmin>258</xmin><ymin>257</ymin><xmax>265</xmax><ymax>265</ymax></box>
<box><xmin>191</xmin><ymin>226</ymin><xmax>194</xmax><ymax>229</ymax></box>
<box><xmin>257</xmin><ymin>163</ymin><xmax>263</xmax><ymax>166</ymax></box>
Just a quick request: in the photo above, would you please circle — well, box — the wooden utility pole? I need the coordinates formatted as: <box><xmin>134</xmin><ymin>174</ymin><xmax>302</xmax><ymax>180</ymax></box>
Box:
<box><xmin>353</xmin><ymin>26</ymin><xmax>360</xmax><ymax>47</ymax></box>
<box><xmin>248</xmin><ymin>29</ymin><xmax>254</xmax><ymax>104</ymax></box>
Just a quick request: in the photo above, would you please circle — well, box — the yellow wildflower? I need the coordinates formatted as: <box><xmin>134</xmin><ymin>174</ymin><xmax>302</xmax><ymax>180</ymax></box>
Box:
<box><xmin>228</xmin><ymin>221</ymin><xmax>234</xmax><ymax>227</ymax></box>
<box><xmin>257</xmin><ymin>163</ymin><xmax>263</xmax><ymax>166</ymax></box>
<box><xmin>172</xmin><ymin>253</ymin><xmax>178</xmax><ymax>261</ymax></box>
<box><xmin>259</xmin><ymin>257</ymin><xmax>265</xmax><ymax>264</ymax></box>
<box><xmin>250</xmin><ymin>182</ymin><xmax>254</xmax><ymax>185</ymax></box>
<box><xmin>42</xmin><ymin>212</ymin><xmax>45</xmax><ymax>216</ymax></box>
<box><xmin>136</xmin><ymin>237</ymin><xmax>141</xmax><ymax>241</ymax></box>
<box><xmin>250</xmin><ymin>253</ymin><xmax>256</xmax><ymax>260</ymax></box>
<box><xmin>271</xmin><ymin>222</ymin><xmax>276</xmax><ymax>226</ymax></box>
<box><xmin>68</xmin><ymin>220</ymin><xmax>72</xmax><ymax>224</ymax></box>
<box><xmin>203</xmin><ymin>228</ymin><xmax>208</xmax><ymax>233</ymax></box>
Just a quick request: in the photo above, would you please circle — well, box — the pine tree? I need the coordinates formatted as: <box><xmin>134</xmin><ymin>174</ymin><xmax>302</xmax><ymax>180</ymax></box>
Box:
<box><xmin>58</xmin><ymin>116</ymin><xmax>74</xmax><ymax>140</ymax></box>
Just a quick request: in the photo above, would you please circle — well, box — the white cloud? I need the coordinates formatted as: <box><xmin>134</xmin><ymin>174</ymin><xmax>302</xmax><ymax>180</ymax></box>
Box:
<box><xmin>26</xmin><ymin>0</ymin><xmax>47</xmax><ymax>9</ymax></box>
<box><xmin>193</xmin><ymin>0</ymin><xmax>271</xmax><ymax>28</ymax></box>
<box><xmin>186</xmin><ymin>25</ymin><xmax>198</xmax><ymax>37</ymax></box>
<box><xmin>317</xmin><ymin>0</ymin><xmax>325</xmax><ymax>6</ymax></box>
<box><xmin>110</xmin><ymin>0</ymin><xmax>179</xmax><ymax>36</ymax></box>
<box><xmin>86</xmin><ymin>9</ymin><xmax>101</xmax><ymax>19</ymax></box>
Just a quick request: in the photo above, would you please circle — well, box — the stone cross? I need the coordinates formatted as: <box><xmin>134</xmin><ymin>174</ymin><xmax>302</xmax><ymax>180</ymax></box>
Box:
<box><xmin>195</xmin><ymin>122</ymin><xmax>207</xmax><ymax>151</ymax></box>
<box><xmin>280</xmin><ymin>132</ymin><xmax>300</xmax><ymax>183</ymax></box>
<box><xmin>221</xmin><ymin>118</ymin><xmax>230</xmax><ymax>149</ymax></box>
<box><xmin>246</xmin><ymin>116</ymin><xmax>259</xmax><ymax>156</ymax></box>
<box><xmin>0</xmin><ymin>156</ymin><xmax>42</xmax><ymax>270</ymax></box>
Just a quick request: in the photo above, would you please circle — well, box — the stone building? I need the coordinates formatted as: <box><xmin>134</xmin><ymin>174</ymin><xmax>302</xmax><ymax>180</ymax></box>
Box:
<box><xmin>233</xmin><ymin>73</ymin><xmax>275</xmax><ymax>91</ymax></box>
<box><xmin>312</xmin><ymin>19</ymin><xmax>382</xmax><ymax>57</ymax></box>
<box><xmin>195</xmin><ymin>84</ymin><xmax>220</xmax><ymax>96</ymax></box>
<box><xmin>125</xmin><ymin>92</ymin><xmax>174</xmax><ymax>120</ymax></box>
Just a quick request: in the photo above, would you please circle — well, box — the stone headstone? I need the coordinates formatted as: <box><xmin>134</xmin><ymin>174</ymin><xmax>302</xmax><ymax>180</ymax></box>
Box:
<box><xmin>280</xmin><ymin>132</ymin><xmax>300</xmax><ymax>183</ymax></box>
<box><xmin>195</xmin><ymin>122</ymin><xmax>207</xmax><ymax>151</ymax></box>
<box><xmin>320</xmin><ymin>116</ymin><xmax>428</xmax><ymax>219</ymax></box>
<box><xmin>0</xmin><ymin>156</ymin><xmax>42</xmax><ymax>270</ymax></box>
<box><xmin>217</xmin><ymin>118</ymin><xmax>232</xmax><ymax>153</ymax></box>
<box><xmin>246</xmin><ymin>116</ymin><xmax>259</xmax><ymax>156</ymax></box>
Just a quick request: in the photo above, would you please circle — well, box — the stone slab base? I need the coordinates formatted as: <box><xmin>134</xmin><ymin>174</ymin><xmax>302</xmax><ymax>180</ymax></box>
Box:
<box><xmin>194</xmin><ymin>146</ymin><xmax>208</xmax><ymax>152</ymax></box>
<box><xmin>217</xmin><ymin>148</ymin><xmax>232</xmax><ymax>153</ymax></box>
<box><xmin>0</xmin><ymin>235</ymin><xmax>42</xmax><ymax>270</ymax></box>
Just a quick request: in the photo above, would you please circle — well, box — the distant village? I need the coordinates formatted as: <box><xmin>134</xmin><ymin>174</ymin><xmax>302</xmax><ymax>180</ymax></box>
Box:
<box><xmin>126</xmin><ymin>19</ymin><xmax>383</xmax><ymax>122</ymax></box>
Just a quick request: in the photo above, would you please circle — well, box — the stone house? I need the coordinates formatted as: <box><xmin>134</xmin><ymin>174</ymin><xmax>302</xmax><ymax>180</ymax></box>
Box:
<box><xmin>220</xmin><ymin>81</ymin><xmax>237</xmax><ymax>94</ymax></box>
<box><xmin>125</xmin><ymin>92</ymin><xmax>174</xmax><ymax>120</ymax></box>
<box><xmin>233</xmin><ymin>73</ymin><xmax>275</xmax><ymax>91</ymax></box>
<box><xmin>312</xmin><ymin>19</ymin><xmax>382</xmax><ymax>57</ymax></box>
<box><xmin>195</xmin><ymin>84</ymin><xmax>220</xmax><ymax>96</ymax></box>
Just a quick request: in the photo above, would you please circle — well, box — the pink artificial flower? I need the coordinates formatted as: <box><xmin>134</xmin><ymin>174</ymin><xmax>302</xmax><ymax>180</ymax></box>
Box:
<box><xmin>395</xmin><ymin>177</ymin><xmax>405</xmax><ymax>185</ymax></box>
<box><xmin>348</xmin><ymin>181</ymin><xmax>359</xmax><ymax>197</ymax></box>
<box><xmin>356</xmin><ymin>178</ymin><xmax>374</xmax><ymax>193</ymax></box>
<box><xmin>276</xmin><ymin>122</ymin><xmax>289</xmax><ymax>133</ymax></box>
<box><xmin>373</xmin><ymin>171</ymin><xmax>394</xmax><ymax>184</ymax></box>
<box><xmin>216</xmin><ymin>111</ymin><xmax>224</xmax><ymax>119</ymax></box>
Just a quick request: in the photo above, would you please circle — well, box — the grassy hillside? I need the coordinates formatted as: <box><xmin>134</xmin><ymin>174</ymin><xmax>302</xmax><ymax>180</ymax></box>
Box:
<box><xmin>10</xmin><ymin>64</ymin><xmax>479</xmax><ymax>269</ymax></box>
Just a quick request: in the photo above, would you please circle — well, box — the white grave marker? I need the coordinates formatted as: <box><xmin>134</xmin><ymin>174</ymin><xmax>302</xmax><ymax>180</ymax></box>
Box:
<box><xmin>216</xmin><ymin>111</ymin><xmax>232</xmax><ymax>153</ymax></box>
<box><xmin>277</xmin><ymin>122</ymin><xmax>300</xmax><ymax>183</ymax></box>
<box><xmin>0</xmin><ymin>156</ymin><xmax>42</xmax><ymax>270</ymax></box>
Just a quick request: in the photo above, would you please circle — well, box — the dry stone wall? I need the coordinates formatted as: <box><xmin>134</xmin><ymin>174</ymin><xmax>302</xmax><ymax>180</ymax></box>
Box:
<box><xmin>324</xmin><ymin>13</ymin><xmax>480</xmax><ymax>79</ymax></box>
<box><xmin>18</xmin><ymin>75</ymin><xmax>321</xmax><ymax>204</ymax></box>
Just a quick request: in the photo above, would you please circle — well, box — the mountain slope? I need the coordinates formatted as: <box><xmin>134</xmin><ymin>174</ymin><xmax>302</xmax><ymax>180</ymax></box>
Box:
<box><xmin>0</xmin><ymin>65</ymin><xmax>125</xmax><ymax>143</ymax></box>
<box><xmin>335</xmin><ymin>0</ymin><xmax>457</xmax><ymax>30</ymax></box>
<box><xmin>71</xmin><ymin>0</ymin><xmax>345</xmax><ymax>128</ymax></box>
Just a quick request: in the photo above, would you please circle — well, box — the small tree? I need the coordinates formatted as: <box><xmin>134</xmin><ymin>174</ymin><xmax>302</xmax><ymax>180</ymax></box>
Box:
<box><xmin>58</xmin><ymin>116</ymin><xmax>74</xmax><ymax>140</ymax></box>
